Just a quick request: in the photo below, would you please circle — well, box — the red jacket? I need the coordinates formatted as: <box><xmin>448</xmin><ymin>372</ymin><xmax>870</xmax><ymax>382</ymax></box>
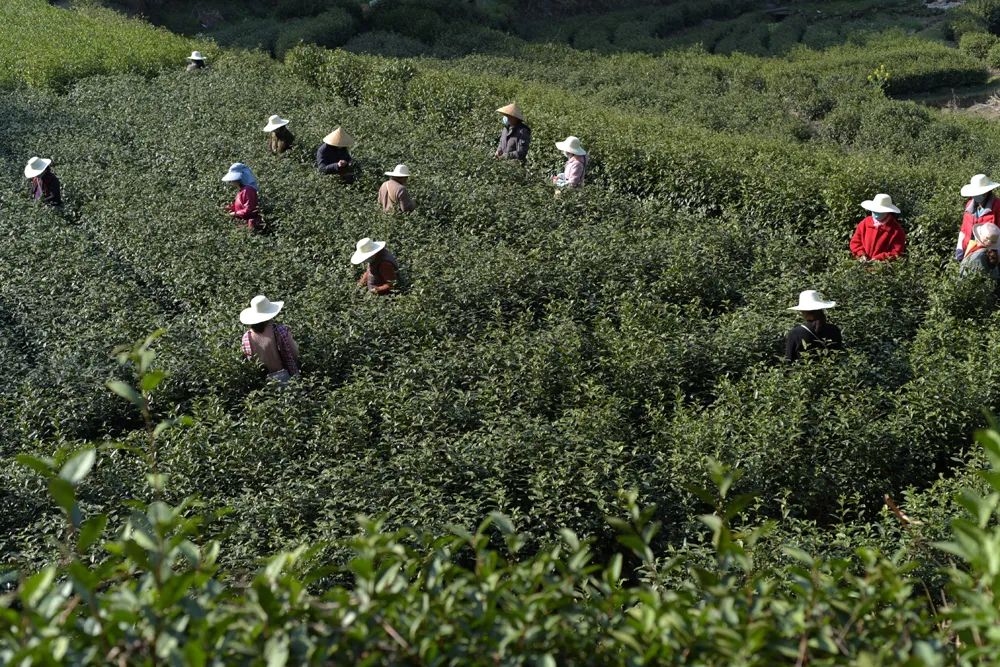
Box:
<box><xmin>850</xmin><ymin>214</ymin><xmax>906</xmax><ymax>261</ymax></box>
<box><xmin>227</xmin><ymin>186</ymin><xmax>261</xmax><ymax>230</ymax></box>
<box><xmin>957</xmin><ymin>196</ymin><xmax>1000</xmax><ymax>260</ymax></box>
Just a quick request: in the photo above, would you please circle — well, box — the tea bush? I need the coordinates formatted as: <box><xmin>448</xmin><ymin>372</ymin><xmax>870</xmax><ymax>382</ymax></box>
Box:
<box><xmin>0</xmin><ymin>0</ymin><xmax>205</xmax><ymax>91</ymax></box>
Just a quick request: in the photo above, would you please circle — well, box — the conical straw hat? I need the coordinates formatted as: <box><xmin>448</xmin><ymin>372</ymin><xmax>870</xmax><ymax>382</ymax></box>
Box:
<box><xmin>323</xmin><ymin>127</ymin><xmax>355</xmax><ymax>147</ymax></box>
<box><xmin>496</xmin><ymin>102</ymin><xmax>524</xmax><ymax>121</ymax></box>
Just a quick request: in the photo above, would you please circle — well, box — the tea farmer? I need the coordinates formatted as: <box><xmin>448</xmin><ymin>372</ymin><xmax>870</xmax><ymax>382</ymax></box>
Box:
<box><xmin>316</xmin><ymin>127</ymin><xmax>358</xmax><ymax>183</ymax></box>
<box><xmin>24</xmin><ymin>156</ymin><xmax>61</xmax><ymax>207</ymax></box>
<box><xmin>551</xmin><ymin>136</ymin><xmax>588</xmax><ymax>188</ymax></box>
<box><xmin>263</xmin><ymin>115</ymin><xmax>294</xmax><ymax>155</ymax></box>
<box><xmin>186</xmin><ymin>51</ymin><xmax>207</xmax><ymax>72</ymax></box>
<box><xmin>378</xmin><ymin>164</ymin><xmax>415</xmax><ymax>214</ymax></box>
<box><xmin>849</xmin><ymin>193</ymin><xmax>906</xmax><ymax>262</ymax></box>
<box><xmin>955</xmin><ymin>174</ymin><xmax>1000</xmax><ymax>262</ymax></box>
<box><xmin>352</xmin><ymin>237</ymin><xmax>398</xmax><ymax>295</ymax></box>
<box><xmin>785</xmin><ymin>290</ymin><xmax>843</xmax><ymax>363</ymax></box>
<box><xmin>960</xmin><ymin>222</ymin><xmax>1000</xmax><ymax>279</ymax></box>
<box><xmin>222</xmin><ymin>162</ymin><xmax>262</xmax><ymax>232</ymax></box>
<box><xmin>495</xmin><ymin>102</ymin><xmax>531</xmax><ymax>161</ymax></box>
<box><xmin>240</xmin><ymin>295</ymin><xmax>300</xmax><ymax>384</ymax></box>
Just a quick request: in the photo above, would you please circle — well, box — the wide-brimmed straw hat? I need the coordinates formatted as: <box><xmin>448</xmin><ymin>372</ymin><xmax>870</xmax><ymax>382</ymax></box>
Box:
<box><xmin>496</xmin><ymin>102</ymin><xmax>524</xmax><ymax>121</ymax></box>
<box><xmin>263</xmin><ymin>114</ymin><xmax>290</xmax><ymax>132</ymax></box>
<box><xmin>860</xmin><ymin>193</ymin><xmax>900</xmax><ymax>214</ymax></box>
<box><xmin>351</xmin><ymin>237</ymin><xmax>386</xmax><ymax>265</ymax></box>
<box><xmin>555</xmin><ymin>136</ymin><xmax>587</xmax><ymax>156</ymax></box>
<box><xmin>187</xmin><ymin>51</ymin><xmax>205</xmax><ymax>61</ymax></box>
<box><xmin>973</xmin><ymin>222</ymin><xmax>1000</xmax><ymax>248</ymax></box>
<box><xmin>384</xmin><ymin>164</ymin><xmax>410</xmax><ymax>178</ymax></box>
<box><xmin>24</xmin><ymin>156</ymin><xmax>52</xmax><ymax>178</ymax></box>
<box><xmin>789</xmin><ymin>290</ymin><xmax>837</xmax><ymax>311</ymax></box>
<box><xmin>240</xmin><ymin>295</ymin><xmax>283</xmax><ymax>325</ymax></box>
<box><xmin>961</xmin><ymin>174</ymin><xmax>1000</xmax><ymax>198</ymax></box>
<box><xmin>323</xmin><ymin>127</ymin><xmax>355</xmax><ymax>147</ymax></box>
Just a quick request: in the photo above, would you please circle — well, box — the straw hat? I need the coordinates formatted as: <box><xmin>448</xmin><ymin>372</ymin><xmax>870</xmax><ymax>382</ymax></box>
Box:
<box><xmin>323</xmin><ymin>127</ymin><xmax>355</xmax><ymax>147</ymax></box>
<box><xmin>221</xmin><ymin>163</ymin><xmax>245</xmax><ymax>182</ymax></box>
<box><xmin>240</xmin><ymin>295</ymin><xmax>283</xmax><ymax>325</ymax></box>
<box><xmin>384</xmin><ymin>164</ymin><xmax>411</xmax><ymax>178</ymax></box>
<box><xmin>961</xmin><ymin>174</ymin><xmax>1000</xmax><ymax>198</ymax></box>
<box><xmin>860</xmin><ymin>193</ymin><xmax>900</xmax><ymax>214</ymax></box>
<box><xmin>789</xmin><ymin>290</ymin><xmax>837</xmax><ymax>311</ymax></box>
<box><xmin>24</xmin><ymin>157</ymin><xmax>52</xmax><ymax>178</ymax></box>
<box><xmin>263</xmin><ymin>115</ymin><xmax>290</xmax><ymax>132</ymax></box>
<box><xmin>351</xmin><ymin>237</ymin><xmax>386</xmax><ymax>265</ymax></box>
<box><xmin>496</xmin><ymin>102</ymin><xmax>524</xmax><ymax>121</ymax></box>
<box><xmin>187</xmin><ymin>51</ymin><xmax>205</xmax><ymax>61</ymax></box>
<box><xmin>555</xmin><ymin>136</ymin><xmax>587</xmax><ymax>156</ymax></box>
<box><xmin>973</xmin><ymin>222</ymin><xmax>1000</xmax><ymax>248</ymax></box>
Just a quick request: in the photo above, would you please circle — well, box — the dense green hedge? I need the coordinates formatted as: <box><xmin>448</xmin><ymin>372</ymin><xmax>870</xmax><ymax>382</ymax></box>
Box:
<box><xmin>0</xmin><ymin>0</ymin><xmax>205</xmax><ymax>91</ymax></box>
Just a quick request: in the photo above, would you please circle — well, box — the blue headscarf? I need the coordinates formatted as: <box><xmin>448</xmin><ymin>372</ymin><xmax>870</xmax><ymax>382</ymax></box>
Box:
<box><xmin>224</xmin><ymin>162</ymin><xmax>259</xmax><ymax>191</ymax></box>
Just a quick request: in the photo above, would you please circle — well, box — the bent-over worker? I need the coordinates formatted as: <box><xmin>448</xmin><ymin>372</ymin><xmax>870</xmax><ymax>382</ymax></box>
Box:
<box><xmin>850</xmin><ymin>193</ymin><xmax>906</xmax><ymax>262</ymax></box>
<box><xmin>956</xmin><ymin>174</ymin><xmax>1000</xmax><ymax>262</ymax></box>
<box><xmin>240</xmin><ymin>294</ymin><xmax>300</xmax><ymax>384</ymax></box>
<box><xmin>378</xmin><ymin>164</ymin><xmax>415</xmax><ymax>214</ymax></box>
<box><xmin>263</xmin><ymin>115</ymin><xmax>294</xmax><ymax>155</ymax></box>
<box><xmin>24</xmin><ymin>156</ymin><xmax>61</xmax><ymax>207</ymax></box>
<box><xmin>186</xmin><ymin>51</ymin><xmax>207</xmax><ymax>72</ymax></box>
<box><xmin>316</xmin><ymin>127</ymin><xmax>358</xmax><ymax>183</ymax></box>
<box><xmin>222</xmin><ymin>162</ymin><xmax>262</xmax><ymax>232</ymax></box>
<box><xmin>960</xmin><ymin>222</ymin><xmax>1000</xmax><ymax>279</ymax></box>
<box><xmin>785</xmin><ymin>290</ymin><xmax>843</xmax><ymax>363</ymax></box>
<box><xmin>352</xmin><ymin>237</ymin><xmax>398</xmax><ymax>296</ymax></box>
<box><xmin>495</xmin><ymin>102</ymin><xmax>531</xmax><ymax>162</ymax></box>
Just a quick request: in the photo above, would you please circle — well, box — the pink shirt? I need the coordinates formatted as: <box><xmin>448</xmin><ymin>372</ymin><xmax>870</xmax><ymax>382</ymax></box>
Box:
<box><xmin>562</xmin><ymin>155</ymin><xmax>587</xmax><ymax>187</ymax></box>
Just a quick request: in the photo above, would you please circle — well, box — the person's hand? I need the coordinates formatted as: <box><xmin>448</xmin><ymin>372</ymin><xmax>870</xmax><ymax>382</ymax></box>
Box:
<box><xmin>494</xmin><ymin>149</ymin><xmax>502</xmax><ymax>158</ymax></box>
<box><xmin>858</xmin><ymin>255</ymin><xmax>868</xmax><ymax>262</ymax></box>
<box><xmin>338</xmin><ymin>159</ymin><xmax>347</xmax><ymax>168</ymax></box>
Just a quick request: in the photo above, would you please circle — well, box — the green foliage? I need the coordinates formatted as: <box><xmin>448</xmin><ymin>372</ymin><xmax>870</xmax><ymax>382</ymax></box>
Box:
<box><xmin>958</xmin><ymin>31</ymin><xmax>999</xmax><ymax>60</ymax></box>
<box><xmin>0</xmin><ymin>0</ymin><xmax>205</xmax><ymax>91</ymax></box>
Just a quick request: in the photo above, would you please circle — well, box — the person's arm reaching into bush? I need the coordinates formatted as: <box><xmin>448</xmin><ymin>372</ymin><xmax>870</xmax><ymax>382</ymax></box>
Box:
<box><xmin>849</xmin><ymin>220</ymin><xmax>867</xmax><ymax>259</ymax></box>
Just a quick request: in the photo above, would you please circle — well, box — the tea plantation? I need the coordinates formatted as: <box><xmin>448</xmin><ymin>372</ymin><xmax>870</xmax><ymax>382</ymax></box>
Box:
<box><xmin>6</xmin><ymin>0</ymin><xmax>1000</xmax><ymax>663</ymax></box>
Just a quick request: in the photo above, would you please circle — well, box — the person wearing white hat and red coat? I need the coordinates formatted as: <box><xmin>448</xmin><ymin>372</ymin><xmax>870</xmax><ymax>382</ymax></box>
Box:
<box><xmin>785</xmin><ymin>290</ymin><xmax>843</xmax><ymax>363</ymax></box>
<box><xmin>240</xmin><ymin>295</ymin><xmax>300</xmax><ymax>384</ymax></box>
<box><xmin>263</xmin><ymin>115</ymin><xmax>294</xmax><ymax>155</ymax></box>
<box><xmin>956</xmin><ymin>174</ymin><xmax>1000</xmax><ymax>262</ymax></box>
<box><xmin>378</xmin><ymin>164</ymin><xmax>415</xmax><ymax>214</ymax></box>
<box><xmin>24</xmin><ymin>157</ymin><xmax>61</xmax><ymax>206</ymax></box>
<box><xmin>849</xmin><ymin>194</ymin><xmax>906</xmax><ymax>262</ymax></box>
<box><xmin>551</xmin><ymin>136</ymin><xmax>588</xmax><ymax>188</ymax></box>
<box><xmin>495</xmin><ymin>102</ymin><xmax>531</xmax><ymax>162</ymax></box>
<box><xmin>352</xmin><ymin>237</ymin><xmax>398</xmax><ymax>295</ymax></box>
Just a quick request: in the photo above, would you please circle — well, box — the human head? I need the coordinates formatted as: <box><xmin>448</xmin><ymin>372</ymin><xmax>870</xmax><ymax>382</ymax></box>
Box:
<box><xmin>240</xmin><ymin>294</ymin><xmax>283</xmax><ymax>327</ymax></box>
<box><xmin>496</xmin><ymin>102</ymin><xmax>524</xmax><ymax>127</ymax></box>
<box><xmin>860</xmin><ymin>193</ymin><xmax>900</xmax><ymax>221</ymax></box>
<box><xmin>24</xmin><ymin>156</ymin><xmax>52</xmax><ymax>179</ymax></box>
<box><xmin>973</xmin><ymin>222</ymin><xmax>1000</xmax><ymax>249</ymax></box>
<box><xmin>351</xmin><ymin>237</ymin><xmax>387</xmax><ymax>266</ymax></box>
<box><xmin>789</xmin><ymin>290</ymin><xmax>836</xmax><ymax>317</ymax></box>
<box><xmin>962</xmin><ymin>174</ymin><xmax>1000</xmax><ymax>203</ymax></box>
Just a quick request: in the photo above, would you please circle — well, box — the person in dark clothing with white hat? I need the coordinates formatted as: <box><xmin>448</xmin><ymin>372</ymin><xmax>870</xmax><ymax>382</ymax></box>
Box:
<box><xmin>352</xmin><ymin>237</ymin><xmax>398</xmax><ymax>295</ymax></box>
<box><xmin>24</xmin><ymin>156</ymin><xmax>61</xmax><ymax>206</ymax></box>
<box><xmin>263</xmin><ymin>115</ymin><xmax>294</xmax><ymax>155</ymax></box>
<box><xmin>186</xmin><ymin>51</ymin><xmax>207</xmax><ymax>72</ymax></box>
<box><xmin>785</xmin><ymin>290</ymin><xmax>843</xmax><ymax>362</ymax></box>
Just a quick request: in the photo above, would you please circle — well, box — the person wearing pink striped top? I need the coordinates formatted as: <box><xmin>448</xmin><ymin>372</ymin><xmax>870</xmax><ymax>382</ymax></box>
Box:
<box><xmin>551</xmin><ymin>136</ymin><xmax>588</xmax><ymax>189</ymax></box>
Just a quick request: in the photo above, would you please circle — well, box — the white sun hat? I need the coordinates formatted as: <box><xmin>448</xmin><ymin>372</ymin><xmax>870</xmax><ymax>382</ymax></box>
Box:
<box><xmin>263</xmin><ymin>115</ymin><xmax>290</xmax><ymax>132</ymax></box>
<box><xmin>351</xmin><ymin>237</ymin><xmax>386</xmax><ymax>265</ymax></box>
<box><xmin>240</xmin><ymin>295</ymin><xmax>284</xmax><ymax>325</ymax></box>
<box><xmin>221</xmin><ymin>163</ymin><xmax>245</xmax><ymax>182</ymax></box>
<box><xmin>496</xmin><ymin>102</ymin><xmax>524</xmax><ymax>121</ymax></box>
<box><xmin>961</xmin><ymin>174</ymin><xmax>1000</xmax><ymax>198</ymax></box>
<box><xmin>973</xmin><ymin>222</ymin><xmax>1000</xmax><ymax>248</ymax></box>
<box><xmin>24</xmin><ymin>157</ymin><xmax>52</xmax><ymax>178</ymax></box>
<box><xmin>187</xmin><ymin>51</ymin><xmax>205</xmax><ymax>61</ymax></box>
<box><xmin>860</xmin><ymin>193</ymin><xmax>900</xmax><ymax>214</ymax></box>
<box><xmin>384</xmin><ymin>164</ymin><xmax>410</xmax><ymax>178</ymax></box>
<box><xmin>555</xmin><ymin>136</ymin><xmax>587</xmax><ymax>156</ymax></box>
<box><xmin>789</xmin><ymin>290</ymin><xmax>837</xmax><ymax>311</ymax></box>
